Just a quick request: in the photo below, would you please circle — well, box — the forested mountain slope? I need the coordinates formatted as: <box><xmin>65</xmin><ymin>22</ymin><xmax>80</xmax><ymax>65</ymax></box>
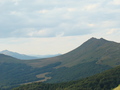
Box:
<box><xmin>13</xmin><ymin>65</ymin><xmax>120</xmax><ymax>90</ymax></box>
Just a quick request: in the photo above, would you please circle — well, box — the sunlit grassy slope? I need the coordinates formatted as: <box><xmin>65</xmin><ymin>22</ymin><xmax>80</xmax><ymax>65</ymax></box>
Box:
<box><xmin>113</xmin><ymin>85</ymin><xmax>120</xmax><ymax>90</ymax></box>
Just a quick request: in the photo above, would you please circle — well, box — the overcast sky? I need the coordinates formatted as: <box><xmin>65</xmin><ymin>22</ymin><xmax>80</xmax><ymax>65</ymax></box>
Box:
<box><xmin>0</xmin><ymin>0</ymin><xmax>120</xmax><ymax>55</ymax></box>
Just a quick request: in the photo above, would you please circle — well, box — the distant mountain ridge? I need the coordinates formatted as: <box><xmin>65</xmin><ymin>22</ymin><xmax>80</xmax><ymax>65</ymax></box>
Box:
<box><xmin>0</xmin><ymin>50</ymin><xmax>61</xmax><ymax>60</ymax></box>
<box><xmin>0</xmin><ymin>50</ymin><xmax>38</xmax><ymax>60</ymax></box>
<box><xmin>31</xmin><ymin>54</ymin><xmax>61</xmax><ymax>58</ymax></box>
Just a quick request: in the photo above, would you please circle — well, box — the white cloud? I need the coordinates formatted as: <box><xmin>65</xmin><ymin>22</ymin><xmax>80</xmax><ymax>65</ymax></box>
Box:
<box><xmin>107</xmin><ymin>28</ymin><xmax>120</xmax><ymax>35</ymax></box>
<box><xmin>55</xmin><ymin>32</ymin><xmax>64</xmax><ymax>37</ymax></box>
<box><xmin>67</xmin><ymin>8</ymin><xmax>77</xmax><ymax>12</ymax></box>
<box><xmin>28</xmin><ymin>29</ymin><xmax>52</xmax><ymax>37</ymax></box>
<box><xmin>37</xmin><ymin>10</ymin><xmax>49</xmax><ymax>14</ymax></box>
<box><xmin>110</xmin><ymin>0</ymin><xmax>120</xmax><ymax>5</ymax></box>
<box><xmin>12</xmin><ymin>0</ymin><xmax>21</xmax><ymax>5</ymax></box>
<box><xmin>87</xmin><ymin>24</ymin><xmax>96</xmax><ymax>27</ymax></box>
<box><xmin>101</xmin><ymin>21</ymin><xmax>117</xmax><ymax>28</ymax></box>
<box><xmin>82</xmin><ymin>4</ymin><xmax>99</xmax><ymax>11</ymax></box>
<box><xmin>10</xmin><ymin>11</ymin><xmax>23</xmax><ymax>16</ymax></box>
<box><xmin>0</xmin><ymin>0</ymin><xmax>120</xmax><ymax>54</ymax></box>
<box><xmin>0</xmin><ymin>0</ymin><xmax>119</xmax><ymax>38</ymax></box>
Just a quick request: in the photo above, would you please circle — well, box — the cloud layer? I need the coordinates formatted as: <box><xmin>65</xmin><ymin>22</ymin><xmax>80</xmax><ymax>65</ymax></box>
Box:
<box><xmin>0</xmin><ymin>0</ymin><xmax>120</xmax><ymax>38</ymax></box>
<box><xmin>0</xmin><ymin>0</ymin><xmax>120</xmax><ymax>55</ymax></box>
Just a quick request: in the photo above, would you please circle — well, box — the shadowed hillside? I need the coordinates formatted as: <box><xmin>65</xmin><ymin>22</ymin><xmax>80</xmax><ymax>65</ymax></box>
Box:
<box><xmin>0</xmin><ymin>54</ymin><xmax>22</xmax><ymax>63</ymax></box>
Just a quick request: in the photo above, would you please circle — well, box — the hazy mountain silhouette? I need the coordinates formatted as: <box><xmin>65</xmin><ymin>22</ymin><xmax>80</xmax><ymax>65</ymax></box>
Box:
<box><xmin>0</xmin><ymin>50</ymin><xmax>61</xmax><ymax>60</ymax></box>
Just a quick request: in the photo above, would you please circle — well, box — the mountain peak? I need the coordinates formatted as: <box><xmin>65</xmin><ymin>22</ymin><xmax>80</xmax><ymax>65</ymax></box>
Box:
<box><xmin>1</xmin><ymin>50</ymin><xmax>12</xmax><ymax>53</ymax></box>
<box><xmin>87</xmin><ymin>37</ymin><xmax>109</xmax><ymax>43</ymax></box>
<box><xmin>0</xmin><ymin>50</ymin><xmax>12</xmax><ymax>55</ymax></box>
<box><xmin>100</xmin><ymin>38</ymin><xmax>107</xmax><ymax>41</ymax></box>
<box><xmin>100</xmin><ymin>38</ymin><xmax>104</xmax><ymax>40</ymax></box>
<box><xmin>85</xmin><ymin>37</ymin><xmax>98</xmax><ymax>43</ymax></box>
<box><xmin>89</xmin><ymin>37</ymin><xmax>107</xmax><ymax>41</ymax></box>
<box><xmin>90</xmin><ymin>37</ymin><xmax>97</xmax><ymax>40</ymax></box>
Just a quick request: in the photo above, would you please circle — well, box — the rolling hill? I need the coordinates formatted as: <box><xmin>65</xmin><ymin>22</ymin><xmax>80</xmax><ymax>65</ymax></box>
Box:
<box><xmin>0</xmin><ymin>50</ymin><xmax>39</xmax><ymax>60</ymax></box>
<box><xmin>0</xmin><ymin>37</ymin><xmax>120</xmax><ymax>89</ymax></box>
<box><xmin>0</xmin><ymin>54</ymin><xmax>22</xmax><ymax>63</ymax></box>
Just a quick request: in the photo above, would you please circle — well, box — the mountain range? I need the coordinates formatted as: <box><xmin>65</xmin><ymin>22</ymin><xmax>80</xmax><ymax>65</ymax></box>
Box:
<box><xmin>0</xmin><ymin>50</ymin><xmax>38</xmax><ymax>60</ymax></box>
<box><xmin>0</xmin><ymin>50</ymin><xmax>61</xmax><ymax>60</ymax></box>
<box><xmin>0</xmin><ymin>37</ymin><xmax>120</xmax><ymax>90</ymax></box>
